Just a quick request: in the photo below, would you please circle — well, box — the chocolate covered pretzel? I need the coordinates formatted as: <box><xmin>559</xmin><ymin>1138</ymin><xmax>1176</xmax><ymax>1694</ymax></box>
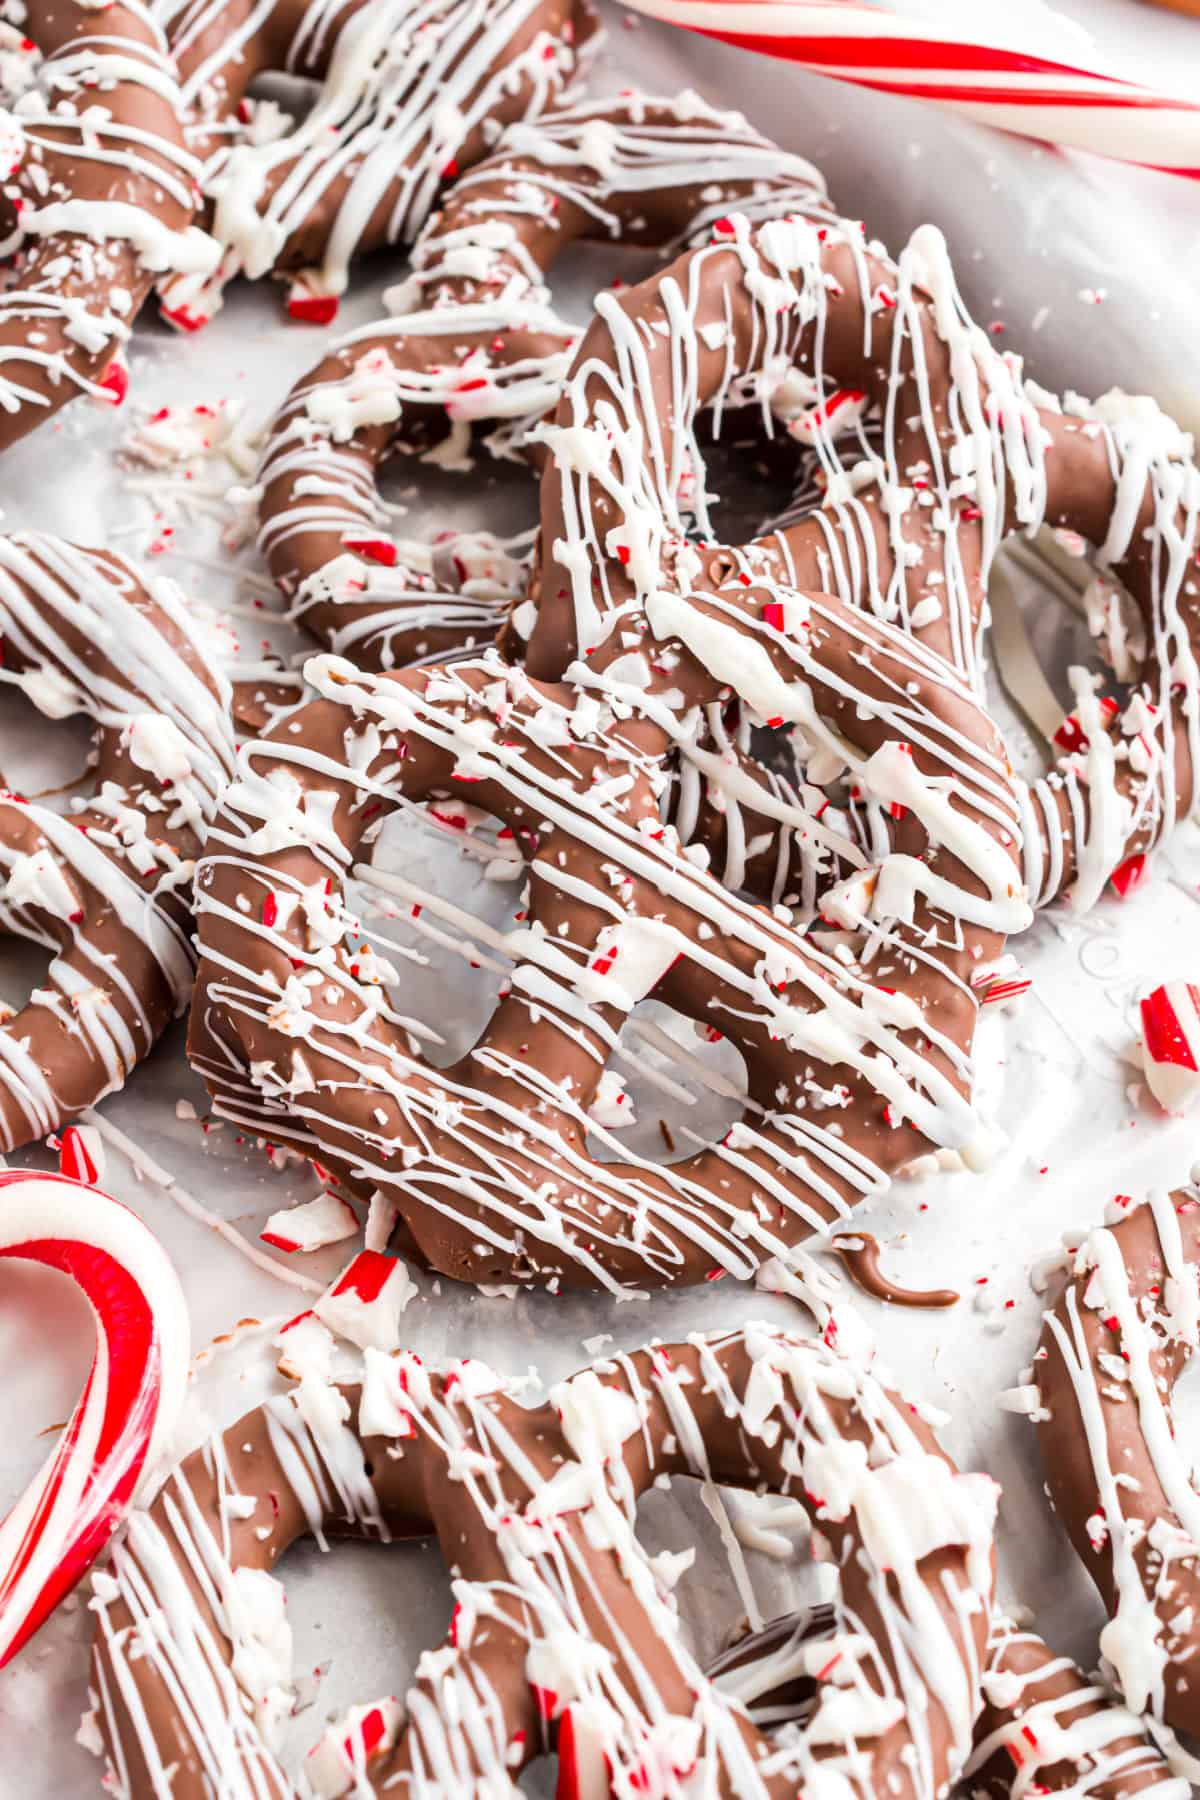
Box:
<box><xmin>189</xmin><ymin>558</ymin><xmax>1027</xmax><ymax>1292</ymax></box>
<box><xmin>0</xmin><ymin>1</ymin><xmax>215</xmax><ymax>450</ymax></box>
<box><xmin>709</xmin><ymin>1606</ymin><xmax>1188</xmax><ymax>1800</ymax></box>
<box><xmin>254</xmin><ymin>91</ymin><xmax>830</xmax><ymax>670</ymax></box>
<box><xmin>967</xmin><ymin>1615</ymin><xmax>1188</xmax><ymax>1800</ymax></box>
<box><xmin>155</xmin><ymin>0</ymin><xmax>597</xmax><ymax>328</ymax></box>
<box><xmin>0</xmin><ymin>533</ymin><xmax>235</xmax><ymax>1148</ymax></box>
<box><xmin>84</xmin><ymin>1323</ymin><xmax>999</xmax><ymax>1797</ymax></box>
<box><xmin>1025</xmin><ymin>1182</ymin><xmax>1200</xmax><ymax>1736</ymax></box>
<box><xmin>526</xmin><ymin>211</ymin><xmax>1200</xmax><ymax>914</ymax></box>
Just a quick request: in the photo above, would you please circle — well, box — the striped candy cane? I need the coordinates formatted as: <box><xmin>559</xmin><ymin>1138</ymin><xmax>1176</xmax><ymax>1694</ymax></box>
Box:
<box><xmin>620</xmin><ymin>0</ymin><xmax>1200</xmax><ymax>178</ymax></box>
<box><xmin>0</xmin><ymin>1172</ymin><xmax>189</xmax><ymax>1665</ymax></box>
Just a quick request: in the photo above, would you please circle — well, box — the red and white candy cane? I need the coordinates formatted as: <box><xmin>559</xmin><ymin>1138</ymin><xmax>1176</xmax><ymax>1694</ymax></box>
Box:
<box><xmin>616</xmin><ymin>0</ymin><xmax>1200</xmax><ymax>180</ymax></box>
<box><xmin>0</xmin><ymin>1171</ymin><xmax>188</xmax><ymax>1665</ymax></box>
<box><xmin>1140</xmin><ymin>981</ymin><xmax>1200</xmax><ymax>1113</ymax></box>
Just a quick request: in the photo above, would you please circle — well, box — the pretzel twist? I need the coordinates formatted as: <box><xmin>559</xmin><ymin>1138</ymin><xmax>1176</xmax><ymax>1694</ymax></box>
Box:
<box><xmin>1028</xmin><ymin>1183</ymin><xmax>1200</xmax><ymax>1737</ymax></box>
<box><xmin>189</xmin><ymin>559</ymin><xmax>1027</xmax><ymax>1292</ymax></box>
<box><xmin>255</xmin><ymin>92</ymin><xmax>831</xmax><ymax>669</ymax></box>
<box><xmin>85</xmin><ymin>1323</ymin><xmax>998</xmax><ymax>1798</ymax></box>
<box><xmin>0</xmin><ymin>533</ymin><xmax>235</xmax><ymax>1147</ymax></box>
<box><xmin>154</xmin><ymin>0</ymin><xmax>596</xmax><ymax>328</ymax></box>
<box><xmin>708</xmin><ymin>1606</ymin><xmax>1188</xmax><ymax>1800</ymax></box>
<box><xmin>526</xmin><ymin>211</ymin><xmax>1200</xmax><ymax>915</ymax></box>
<box><xmin>0</xmin><ymin>1</ymin><xmax>215</xmax><ymax>449</ymax></box>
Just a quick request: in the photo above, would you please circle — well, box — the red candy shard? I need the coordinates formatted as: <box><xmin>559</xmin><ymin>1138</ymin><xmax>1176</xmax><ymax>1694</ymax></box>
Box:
<box><xmin>1110</xmin><ymin>852</ymin><xmax>1148</xmax><ymax>899</ymax></box>
<box><xmin>287</xmin><ymin>292</ymin><xmax>339</xmax><ymax>325</ymax></box>
<box><xmin>97</xmin><ymin>360</ymin><xmax>128</xmax><ymax>406</ymax></box>
<box><xmin>58</xmin><ymin>1125</ymin><xmax>101</xmax><ymax>1185</ymax></box>
<box><xmin>160</xmin><ymin>303</ymin><xmax>208</xmax><ymax>334</ymax></box>
<box><xmin>330</xmin><ymin>1248</ymin><xmax>393</xmax><ymax>1303</ymax></box>
<box><xmin>1140</xmin><ymin>984</ymin><xmax>1200</xmax><ymax>1073</ymax></box>
<box><xmin>1053</xmin><ymin>695</ymin><xmax>1116</xmax><ymax>754</ymax></box>
<box><xmin>345</xmin><ymin>537</ymin><xmax>398</xmax><ymax>567</ymax></box>
<box><xmin>259</xmin><ymin>1230</ymin><xmax>300</xmax><ymax>1253</ymax></box>
<box><xmin>556</xmin><ymin>1707</ymin><xmax>584</xmax><ymax>1800</ymax></box>
<box><xmin>357</xmin><ymin>1705</ymin><xmax>388</xmax><ymax>1757</ymax></box>
<box><xmin>533</xmin><ymin>1683</ymin><xmax>559</xmax><ymax>1721</ymax></box>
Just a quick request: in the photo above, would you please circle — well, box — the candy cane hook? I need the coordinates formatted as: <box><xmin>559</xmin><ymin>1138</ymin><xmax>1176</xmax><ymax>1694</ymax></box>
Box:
<box><xmin>0</xmin><ymin>1171</ymin><xmax>189</xmax><ymax>1665</ymax></box>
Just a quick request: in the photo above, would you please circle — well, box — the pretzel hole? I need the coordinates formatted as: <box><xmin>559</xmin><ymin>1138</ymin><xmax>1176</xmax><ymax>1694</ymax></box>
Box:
<box><xmin>0</xmin><ymin>678</ymin><xmax>94</xmax><ymax>799</ymax></box>
<box><xmin>364</xmin><ymin>240</ymin><xmax>802</xmax><ymax>572</ymax></box>
<box><xmin>691</xmin><ymin>414</ymin><xmax>804</xmax><ymax>550</ymax></box>
<box><xmin>372</xmin><ymin>238</ymin><xmax>668</xmax><ymax>480</ymax></box>
<box><xmin>380</xmin><ymin>428</ymin><xmax>536</xmax><ymax>531</ymax></box>
<box><xmin>583</xmin><ymin>1001</ymin><xmax>748</xmax><ymax>1169</ymax></box>
<box><xmin>989</xmin><ymin>534</ymin><xmax>1129</xmax><ymax>778</ymax></box>
<box><xmin>504</xmin><ymin>1480</ymin><xmax>820</xmax><ymax>1793</ymax></box>
<box><xmin>355</xmin><ymin>805</ymin><xmax>529</xmax><ymax>1066</ymax></box>
<box><xmin>228</xmin><ymin>72</ymin><xmax>322</xmax><ymax>197</ymax></box>
<box><xmin>0</xmin><ymin>932</ymin><xmax>53</xmax><ymax>1019</ymax></box>
<box><xmin>269</xmin><ymin>1533</ymin><xmax>455</xmax><ymax>1772</ymax></box>
<box><xmin>0</xmin><ymin>683</ymin><xmax>95</xmax><ymax>1012</ymax></box>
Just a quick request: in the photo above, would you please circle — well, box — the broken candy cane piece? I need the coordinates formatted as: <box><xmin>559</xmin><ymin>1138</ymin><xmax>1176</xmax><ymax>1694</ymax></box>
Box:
<box><xmin>260</xmin><ymin>1189</ymin><xmax>358</xmax><ymax>1253</ymax></box>
<box><xmin>273</xmin><ymin>1309</ymin><xmax>337</xmax><ymax>1382</ymax></box>
<box><xmin>788</xmin><ymin>385</ymin><xmax>868</xmax><ymax>446</ymax></box>
<box><xmin>160</xmin><ymin>302</ymin><xmax>209</xmax><ymax>333</ymax></box>
<box><xmin>586</xmin><ymin>1069</ymin><xmax>636</xmax><ymax>1129</ymax></box>
<box><xmin>287</xmin><ymin>287</ymin><xmax>339</xmax><ymax>326</ymax></box>
<box><xmin>818</xmin><ymin>866</ymin><xmax>878</xmax><ymax>930</ymax></box>
<box><xmin>1053</xmin><ymin>693</ymin><xmax>1117</xmax><ymax>754</ymax></box>
<box><xmin>1140</xmin><ymin>981</ymin><xmax>1200</xmax><ymax>1113</ymax></box>
<box><xmin>94</xmin><ymin>358</ymin><xmax>129</xmax><ymax>407</ymax></box>
<box><xmin>306</xmin><ymin>1697</ymin><xmax>402</xmax><ymax>1797</ymax></box>
<box><xmin>556</xmin><ymin>1703</ymin><xmax>611</xmax><ymax>1800</ymax></box>
<box><xmin>970</xmin><ymin>953</ymin><xmax>1031</xmax><ymax>1009</ymax></box>
<box><xmin>0</xmin><ymin>1171</ymin><xmax>188</xmax><ymax>1664</ymax></box>
<box><xmin>314</xmin><ymin>1250</ymin><xmax>416</xmax><ymax>1350</ymax></box>
<box><xmin>56</xmin><ymin>1123</ymin><xmax>105</xmax><ymax>1185</ymax></box>
<box><xmin>364</xmin><ymin>1188</ymin><xmax>399</xmax><ymax>1253</ymax></box>
<box><xmin>343</xmin><ymin>536</ymin><xmax>398</xmax><ymax>568</ymax></box>
<box><xmin>1109</xmin><ymin>852</ymin><xmax>1148</xmax><ymax>899</ymax></box>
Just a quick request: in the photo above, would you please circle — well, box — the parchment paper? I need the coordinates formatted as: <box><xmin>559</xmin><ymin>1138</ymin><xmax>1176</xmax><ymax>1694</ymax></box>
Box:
<box><xmin>2</xmin><ymin>4</ymin><xmax>1200</xmax><ymax>1790</ymax></box>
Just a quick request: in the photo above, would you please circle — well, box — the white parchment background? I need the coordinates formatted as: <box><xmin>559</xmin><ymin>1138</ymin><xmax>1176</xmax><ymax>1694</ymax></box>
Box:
<box><xmin>2</xmin><ymin>1</ymin><xmax>1200</xmax><ymax>1790</ymax></box>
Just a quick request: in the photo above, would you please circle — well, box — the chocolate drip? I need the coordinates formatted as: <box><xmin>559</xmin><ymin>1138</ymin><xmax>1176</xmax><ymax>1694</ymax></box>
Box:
<box><xmin>832</xmin><ymin>1233</ymin><xmax>959</xmax><ymax>1310</ymax></box>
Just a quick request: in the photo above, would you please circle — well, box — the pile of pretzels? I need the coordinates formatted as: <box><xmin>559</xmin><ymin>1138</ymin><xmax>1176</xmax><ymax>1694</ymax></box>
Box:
<box><xmin>0</xmin><ymin>3</ymin><xmax>1198</xmax><ymax>1797</ymax></box>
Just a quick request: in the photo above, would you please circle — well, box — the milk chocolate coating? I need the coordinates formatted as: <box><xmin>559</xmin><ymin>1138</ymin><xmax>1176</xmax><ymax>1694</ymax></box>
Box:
<box><xmin>255</xmin><ymin>92</ymin><xmax>831</xmax><ymax>669</ymax></box>
<box><xmin>189</xmin><ymin>572</ymin><xmax>1025</xmax><ymax>1291</ymax></box>
<box><xmin>155</xmin><ymin>0</ymin><xmax>597</xmax><ymax>324</ymax></box>
<box><xmin>967</xmin><ymin>1616</ymin><xmax>1187</xmax><ymax>1800</ymax></box>
<box><xmin>1036</xmin><ymin>1188</ymin><xmax>1200</xmax><ymax>1735</ymax></box>
<box><xmin>710</xmin><ymin>1607</ymin><xmax>1186</xmax><ymax>1800</ymax></box>
<box><xmin>0</xmin><ymin>532</ymin><xmax>234</xmax><ymax>1147</ymax></box>
<box><xmin>0</xmin><ymin>1</ymin><xmax>209</xmax><ymax>450</ymax></box>
<box><xmin>86</xmin><ymin>1324</ymin><xmax>997</xmax><ymax>1798</ymax></box>
<box><xmin>525</xmin><ymin>215</ymin><xmax>1200</xmax><ymax>915</ymax></box>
